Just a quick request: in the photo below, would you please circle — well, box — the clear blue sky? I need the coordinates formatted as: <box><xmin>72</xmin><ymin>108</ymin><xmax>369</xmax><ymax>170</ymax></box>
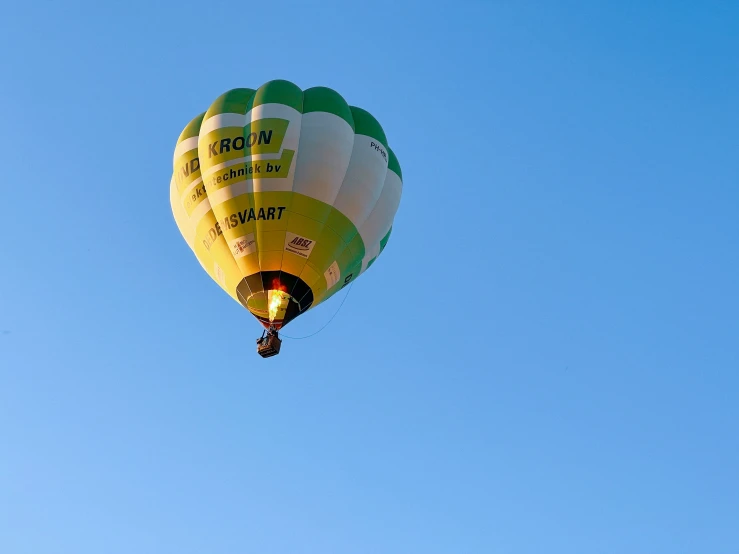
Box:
<box><xmin>1</xmin><ymin>1</ymin><xmax>737</xmax><ymax>553</ymax></box>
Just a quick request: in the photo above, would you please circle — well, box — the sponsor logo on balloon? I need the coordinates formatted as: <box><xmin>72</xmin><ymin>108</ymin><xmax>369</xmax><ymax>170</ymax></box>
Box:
<box><xmin>202</xmin><ymin>206</ymin><xmax>287</xmax><ymax>250</ymax></box>
<box><xmin>229</xmin><ymin>233</ymin><xmax>257</xmax><ymax>258</ymax></box>
<box><xmin>206</xmin><ymin>118</ymin><xmax>289</xmax><ymax>158</ymax></box>
<box><xmin>284</xmin><ymin>232</ymin><xmax>316</xmax><ymax>258</ymax></box>
<box><xmin>324</xmin><ymin>261</ymin><xmax>341</xmax><ymax>288</ymax></box>
<box><xmin>207</xmin><ymin>150</ymin><xmax>295</xmax><ymax>189</ymax></box>
<box><xmin>184</xmin><ymin>182</ymin><xmax>207</xmax><ymax>210</ymax></box>
<box><xmin>175</xmin><ymin>157</ymin><xmax>201</xmax><ymax>188</ymax></box>
<box><xmin>207</xmin><ymin>131</ymin><xmax>273</xmax><ymax>157</ymax></box>
<box><xmin>289</xmin><ymin>237</ymin><xmax>312</xmax><ymax>250</ymax></box>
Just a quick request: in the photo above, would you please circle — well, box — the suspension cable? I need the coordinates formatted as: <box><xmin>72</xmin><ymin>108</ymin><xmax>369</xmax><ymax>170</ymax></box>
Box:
<box><xmin>280</xmin><ymin>283</ymin><xmax>355</xmax><ymax>340</ymax></box>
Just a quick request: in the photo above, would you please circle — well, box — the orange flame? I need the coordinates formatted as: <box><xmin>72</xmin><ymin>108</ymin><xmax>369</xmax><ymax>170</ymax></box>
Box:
<box><xmin>268</xmin><ymin>290</ymin><xmax>289</xmax><ymax>322</ymax></box>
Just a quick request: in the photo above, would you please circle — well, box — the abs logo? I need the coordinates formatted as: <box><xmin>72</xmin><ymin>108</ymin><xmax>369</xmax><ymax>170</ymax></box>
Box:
<box><xmin>285</xmin><ymin>232</ymin><xmax>316</xmax><ymax>259</ymax></box>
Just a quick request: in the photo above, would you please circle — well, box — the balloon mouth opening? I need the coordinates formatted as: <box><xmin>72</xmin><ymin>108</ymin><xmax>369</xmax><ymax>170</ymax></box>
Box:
<box><xmin>244</xmin><ymin>288</ymin><xmax>296</xmax><ymax>329</ymax></box>
<box><xmin>237</xmin><ymin>271</ymin><xmax>314</xmax><ymax>330</ymax></box>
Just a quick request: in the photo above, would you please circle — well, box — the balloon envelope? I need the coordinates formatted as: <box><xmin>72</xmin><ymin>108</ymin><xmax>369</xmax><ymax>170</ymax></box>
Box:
<box><xmin>170</xmin><ymin>80</ymin><xmax>403</xmax><ymax>330</ymax></box>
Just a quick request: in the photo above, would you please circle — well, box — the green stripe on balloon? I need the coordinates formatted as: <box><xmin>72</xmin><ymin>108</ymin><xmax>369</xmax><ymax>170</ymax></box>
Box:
<box><xmin>380</xmin><ymin>227</ymin><xmax>392</xmax><ymax>252</ymax></box>
<box><xmin>303</xmin><ymin>87</ymin><xmax>355</xmax><ymax>131</ymax></box>
<box><xmin>388</xmin><ymin>147</ymin><xmax>402</xmax><ymax>180</ymax></box>
<box><xmin>178</xmin><ymin>113</ymin><xmax>205</xmax><ymax>142</ymax></box>
<box><xmin>350</xmin><ymin>106</ymin><xmax>387</xmax><ymax>150</ymax></box>
<box><xmin>205</xmin><ymin>88</ymin><xmax>256</xmax><ymax>117</ymax></box>
<box><xmin>246</xmin><ymin>79</ymin><xmax>304</xmax><ymax>113</ymax></box>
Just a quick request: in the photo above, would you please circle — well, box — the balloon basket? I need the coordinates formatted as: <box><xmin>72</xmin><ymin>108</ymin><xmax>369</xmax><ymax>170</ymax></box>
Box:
<box><xmin>257</xmin><ymin>328</ymin><xmax>282</xmax><ymax>358</ymax></box>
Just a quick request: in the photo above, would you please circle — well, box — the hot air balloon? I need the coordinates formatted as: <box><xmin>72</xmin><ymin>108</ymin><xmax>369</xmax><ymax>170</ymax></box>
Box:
<box><xmin>170</xmin><ymin>80</ymin><xmax>403</xmax><ymax>357</ymax></box>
